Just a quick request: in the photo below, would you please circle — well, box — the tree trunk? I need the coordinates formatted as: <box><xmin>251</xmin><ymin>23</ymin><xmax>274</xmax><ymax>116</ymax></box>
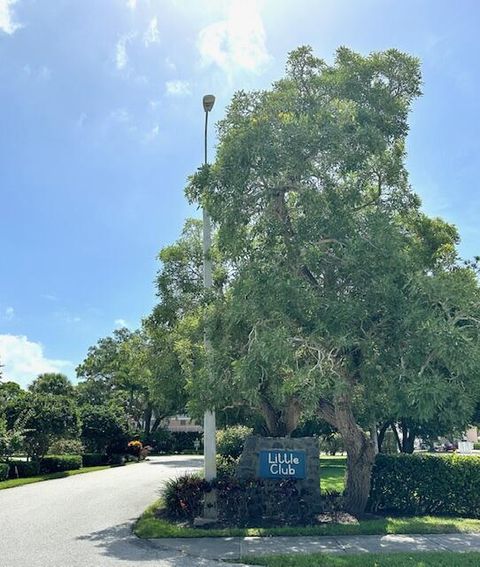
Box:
<box><xmin>260</xmin><ymin>396</ymin><xmax>299</xmax><ymax>437</ymax></box>
<box><xmin>144</xmin><ymin>406</ymin><xmax>153</xmax><ymax>436</ymax></box>
<box><xmin>282</xmin><ymin>397</ymin><xmax>302</xmax><ymax>436</ymax></box>
<box><xmin>339</xmin><ymin>419</ymin><xmax>376</xmax><ymax>515</ymax></box>
<box><xmin>377</xmin><ymin>421</ymin><xmax>390</xmax><ymax>453</ymax></box>
<box><xmin>370</xmin><ymin>424</ymin><xmax>379</xmax><ymax>455</ymax></box>
<box><xmin>260</xmin><ymin>400</ymin><xmax>283</xmax><ymax>436</ymax></box>
<box><xmin>318</xmin><ymin>396</ymin><xmax>376</xmax><ymax>516</ymax></box>
<box><xmin>150</xmin><ymin>416</ymin><xmax>164</xmax><ymax>433</ymax></box>
<box><xmin>400</xmin><ymin>421</ymin><xmax>416</xmax><ymax>453</ymax></box>
<box><xmin>391</xmin><ymin>423</ymin><xmax>402</xmax><ymax>452</ymax></box>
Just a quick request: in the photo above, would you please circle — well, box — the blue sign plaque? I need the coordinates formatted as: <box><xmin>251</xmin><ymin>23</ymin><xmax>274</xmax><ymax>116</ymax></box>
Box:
<box><xmin>259</xmin><ymin>449</ymin><xmax>306</xmax><ymax>479</ymax></box>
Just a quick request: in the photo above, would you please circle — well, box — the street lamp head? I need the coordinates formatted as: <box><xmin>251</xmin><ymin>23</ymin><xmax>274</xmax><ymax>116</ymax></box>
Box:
<box><xmin>203</xmin><ymin>94</ymin><xmax>215</xmax><ymax>113</ymax></box>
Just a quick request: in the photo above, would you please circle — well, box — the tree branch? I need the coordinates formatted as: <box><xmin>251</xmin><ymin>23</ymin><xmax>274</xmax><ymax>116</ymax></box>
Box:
<box><xmin>317</xmin><ymin>398</ymin><xmax>337</xmax><ymax>429</ymax></box>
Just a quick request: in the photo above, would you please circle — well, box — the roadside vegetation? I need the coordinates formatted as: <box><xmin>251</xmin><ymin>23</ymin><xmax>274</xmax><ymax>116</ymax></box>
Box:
<box><xmin>240</xmin><ymin>552</ymin><xmax>480</xmax><ymax>567</ymax></box>
<box><xmin>134</xmin><ymin>501</ymin><xmax>480</xmax><ymax>539</ymax></box>
<box><xmin>134</xmin><ymin>452</ymin><xmax>480</xmax><ymax>539</ymax></box>
<box><xmin>0</xmin><ymin>465</ymin><xmax>112</xmax><ymax>490</ymax></box>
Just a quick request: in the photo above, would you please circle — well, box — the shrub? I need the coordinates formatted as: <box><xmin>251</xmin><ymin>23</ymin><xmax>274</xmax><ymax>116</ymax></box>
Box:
<box><xmin>171</xmin><ymin>432</ymin><xmax>203</xmax><ymax>453</ymax></box>
<box><xmin>163</xmin><ymin>473</ymin><xmax>315</xmax><ymax>526</ymax></box>
<box><xmin>142</xmin><ymin>430</ymin><xmax>203</xmax><ymax>454</ymax></box>
<box><xmin>109</xmin><ymin>454</ymin><xmax>126</xmax><ymax>466</ymax></box>
<box><xmin>142</xmin><ymin>429</ymin><xmax>173</xmax><ymax>453</ymax></box>
<box><xmin>163</xmin><ymin>474</ymin><xmax>207</xmax><ymax>520</ymax></box>
<box><xmin>217</xmin><ymin>477</ymin><xmax>313</xmax><ymax>527</ymax></box>
<box><xmin>140</xmin><ymin>445</ymin><xmax>151</xmax><ymax>460</ymax></box>
<box><xmin>474</xmin><ymin>443</ymin><xmax>480</xmax><ymax>451</ymax></box>
<box><xmin>48</xmin><ymin>439</ymin><xmax>84</xmax><ymax>455</ymax></box>
<box><xmin>8</xmin><ymin>460</ymin><xmax>40</xmax><ymax>478</ymax></box>
<box><xmin>127</xmin><ymin>440</ymin><xmax>143</xmax><ymax>458</ymax></box>
<box><xmin>216</xmin><ymin>454</ymin><xmax>239</xmax><ymax>478</ymax></box>
<box><xmin>40</xmin><ymin>455</ymin><xmax>82</xmax><ymax>473</ymax></box>
<box><xmin>82</xmin><ymin>453</ymin><xmax>109</xmax><ymax>467</ymax></box>
<box><xmin>216</xmin><ymin>426</ymin><xmax>253</xmax><ymax>459</ymax></box>
<box><xmin>81</xmin><ymin>405</ymin><xmax>128</xmax><ymax>454</ymax></box>
<box><xmin>369</xmin><ymin>453</ymin><xmax>480</xmax><ymax>517</ymax></box>
<box><xmin>0</xmin><ymin>463</ymin><xmax>9</xmax><ymax>481</ymax></box>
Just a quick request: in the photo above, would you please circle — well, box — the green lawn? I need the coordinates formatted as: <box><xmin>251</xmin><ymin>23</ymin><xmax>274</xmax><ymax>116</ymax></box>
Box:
<box><xmin>320</xmin><ymin>456</ymin><xmax>346</xmax><ymax>493</ymax></box>
<box><xmin>134</xmin><ymin>499</ymin><xmax>480</xmax><ymax>539</ymax></box>
<box><xmin>241</xmin><ymin>552</ymin><xmax>480</xmax><ymax>566</ymax></box>
<box><xmin>0</xmin><ymin>465</ymin><xmax>112</xmax><ymax>489</ymax></box>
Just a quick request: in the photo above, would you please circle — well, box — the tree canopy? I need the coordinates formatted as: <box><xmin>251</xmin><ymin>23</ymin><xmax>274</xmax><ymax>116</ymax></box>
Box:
<box><xmin>185</xmin><ymin>46</ymin><xmax>480</xmax><ymax>513</ymax></box>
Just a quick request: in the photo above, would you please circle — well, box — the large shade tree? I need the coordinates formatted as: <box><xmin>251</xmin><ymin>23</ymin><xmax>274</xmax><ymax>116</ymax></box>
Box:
<box><xmin>186</xmin><ymin>46</ymin><xmax>480</xmax><ymax>514</ymax></box>
<box><xmin>76</xmin><ymin>326</ymin><xmax>187</xmax><ymax>435</ymax></box>
<box><xmin>29</xmin><ymin>373</ymin><xmax>75</xmax><ymax>397</ymax></box>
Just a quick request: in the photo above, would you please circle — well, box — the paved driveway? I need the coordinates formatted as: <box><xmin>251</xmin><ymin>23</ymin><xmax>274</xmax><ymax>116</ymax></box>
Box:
<box><xmin>0</xmin><ymin>455</ymin><xmax>241</xmax><ymax>567</ymax></box>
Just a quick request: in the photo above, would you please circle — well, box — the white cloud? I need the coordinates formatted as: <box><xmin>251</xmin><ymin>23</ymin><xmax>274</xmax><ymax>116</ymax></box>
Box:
<box><xmin>165</xmin><ymin>80</ymin><xmax>191</xmax><ymax>96</ymax></box>
<box><xmin>198</xmin><ymin>0</ymin><xmax>270</xmax><ymax>74</ymax></box>
<box><xmin>109</xmin><ymin>108</ymin><xmax>130</xmax><ymax>123</ymax></box>
<box><xmin>144</xmin><ymin>124</ymin><xmax>160</xmax><ymax>142</ymax></box>
<box><xmin>116</xmin><ymin>37</ymin><xmax>128</xmax><ymax>70</ymax></box>
<box><xmin>39</xmin><ymin>65</ymin><xmax>51</xmax><ymax>81</ymax></box>
<box><xmin>4</xmin><ymin>307</ymin><xmax>14</xmax><ymax>321</ymax></box>
<box><xmin>114</xmin><ymin>318</ymin><xmax>129</xmax><ymax>328</ymax></box>
<box><xmin>116</xmin><ymin>33</ymin><xmax>135</xmax><ymax>70</ymax></box>
<box><xmin>0</xmin><ymin>0</ymin><xmax>21</xmax><ymax>35</ymax></box>
<box><xmin>144</xmin><ymin>16</ymin><xmax>160</xmax><ymax>46</ymax></box>
<box><xmin>126</xmin><ymin>0</ymin><xmax>136</xmax><ymax>10</ymax></box>
<box><xmin>75</xmin><ymin>112</ymin><xmax>87</xmax><ymax>128</ymax></box>
<box><xmin>0</xmin><ymin>335</ymin><xmax>72</xmax><ymax>388</ymax></box>
<box><xmin>52</xmin><ymin>310</ymin><xmax>81</xmax><ymax>324</ymax></box>
<box><xmin>165</xmin><ymin>57</ymin><xmax>176</xmax><ymax>71</ymax></box>
<box><xmin>105</xmin><ymin>108</ymin><xmax>137</xmax><ymax>137</ymax></box>
<box><xmin>21</xmin><ymin>64</ymin><xmax>51</xmax><ymax>81</ymax></box>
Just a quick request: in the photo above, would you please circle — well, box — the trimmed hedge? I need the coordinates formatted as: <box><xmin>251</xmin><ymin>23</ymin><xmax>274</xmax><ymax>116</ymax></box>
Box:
<box><xmin>8</xmin><ymin>460</ymin><xmax>40</xmax><ymax>479</ymax></box>
<box><xmin>0</xmin><ymin>463</ymin><xmax>9</xmax><ymax>481</ymax></box>
<box><xmin>109</xmin><ymin>454</ymin><xmax>126</xmax><ymax>466</ymax></box>
<box><xmin>370</xmin><ymin>453</ymin><xmax>480</xmax><ymax>517</ymax></box>
<box><xmin>40</xmin><ymin>455</ymin><xmax>82</xmax><ymax>474</ymax></box>
<box><xmin>82</xmin><ymin>453</ymin><xmax>109</xmax><ymax>467</ymax></box>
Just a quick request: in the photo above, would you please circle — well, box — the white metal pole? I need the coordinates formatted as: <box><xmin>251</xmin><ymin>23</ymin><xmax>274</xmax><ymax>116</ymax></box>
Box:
<box><xmin>202</xmin><ymin>100</ymin><xmax>217</xmax><ymax>483</ymax></box>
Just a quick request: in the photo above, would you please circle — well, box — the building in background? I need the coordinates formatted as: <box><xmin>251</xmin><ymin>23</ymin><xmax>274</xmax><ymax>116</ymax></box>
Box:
<box><xmin>163</xmin><ymin>414</ymin><xmax>202</xmax><ymax>433</ymax></box>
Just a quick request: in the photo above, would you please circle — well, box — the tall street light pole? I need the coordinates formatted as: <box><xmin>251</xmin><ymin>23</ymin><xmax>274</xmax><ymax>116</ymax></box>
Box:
<box><xmin>202</xmin><ymin>94</ymin><xmax>217</xmax><ymax>487</ymax></box>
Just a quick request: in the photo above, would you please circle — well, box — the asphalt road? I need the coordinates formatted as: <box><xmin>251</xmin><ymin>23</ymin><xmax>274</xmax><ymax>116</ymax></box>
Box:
<box><xmin>0</xmin><ymin>455</ymin><xmax>241</xmax><ymax>567</ymax></box>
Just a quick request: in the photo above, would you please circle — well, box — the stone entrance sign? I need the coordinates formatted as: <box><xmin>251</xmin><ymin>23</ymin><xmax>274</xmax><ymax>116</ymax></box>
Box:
<box><xmin>236</xmin><ymin>436</ymin><xmax>321</xmax><ymax>510</ymax></box>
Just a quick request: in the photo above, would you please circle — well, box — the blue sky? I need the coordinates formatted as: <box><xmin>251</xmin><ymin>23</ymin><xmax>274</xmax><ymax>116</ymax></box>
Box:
<box><xmin>1</xmin><ymin>0</ymin><xmax>479</xmax><ymax>387</ymax></box>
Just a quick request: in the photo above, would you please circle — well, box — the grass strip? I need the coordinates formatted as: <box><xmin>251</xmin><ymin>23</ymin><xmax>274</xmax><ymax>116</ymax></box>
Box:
<box><xmin>240</xmin><ymin>551</ymin><xmax>480</xmax><ymax>566</ymax></box>
<box><xmin>0</xmin><ymin>465</ymin><xmax>113</xmax><ymax>489</ymax></box>
<box><xmin>134</xmin><ymin>499</ymin><xmax>480</xmax><ymax>539</ymax></box>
